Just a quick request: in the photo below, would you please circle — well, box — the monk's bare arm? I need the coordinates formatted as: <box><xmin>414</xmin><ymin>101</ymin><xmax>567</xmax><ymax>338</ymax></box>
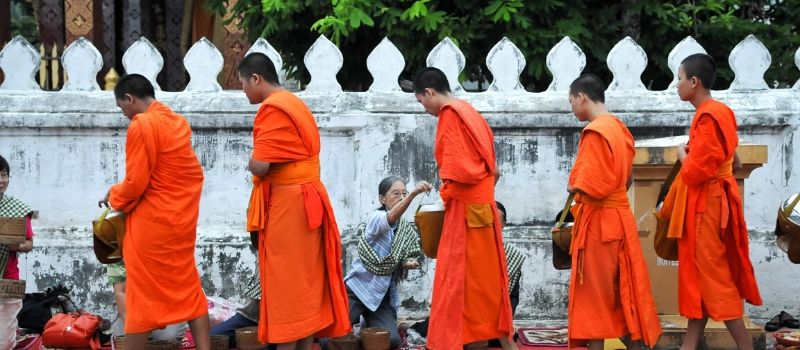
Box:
<box><xmin>677</xmin><ymin>143</ymin><xmax>688</xmax><ymax>162</ymax></box>
<box><xmin>733</xmin><ymin>152</ymin><xmax>742</xmax><ymax>171</ymax></box>
<box><xmin>567</xmin><ymin>186</ymin><xmax>584</xmax><ymax>194</ymax></box>
<box><xmin>248</xmin><ymin>158</ymin><xmax>271</xmax><ymax>177</ymax></box>
<box><xmin>626</xmin><ymin>168</ymin><xmax>634</xmax><ymax>190</ymax></box>
<box><xmin>387</xmin><ymin>181</ymin><xmax>433</xmax><ymax>225</ymax></box>
<box><xmin>108</xmin><ymin>120</ymin><xmax>152</xmax><ymax>211</ymax></box>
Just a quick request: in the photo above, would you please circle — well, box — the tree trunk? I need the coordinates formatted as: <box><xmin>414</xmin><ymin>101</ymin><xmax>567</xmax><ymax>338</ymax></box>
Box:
<box><xmin>621</xmin><ymin>0</ymin><xmax>641</xmax><ymax>41</ymax></box>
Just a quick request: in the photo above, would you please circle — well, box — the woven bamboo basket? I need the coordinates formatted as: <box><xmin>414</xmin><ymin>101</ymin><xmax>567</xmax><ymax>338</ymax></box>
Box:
<box><xmin>0</xmin><ymin>279</ymin><xmax>25</xmax><ymax>299</ymax></box>
<box><xmin>329</xmin><ymin>333</ymin><xmax>359</xmax><ymax>350</ymax></box>
<box><xmin>235</xmin><ymin>326</ymin><xmax>267</xmax><ymax>350</ymax></box>
<box><xmin>0</xmin><ymin>217</ymin><xmax>26</xmax><ymax>245</ymax></box>
<box><xmin>113</xmin><ymin>335</ymin><xmax>126</xmax><ymax>350</ymax></box>
<box><xmin>145</xmin><ymin>340</ymin><xmax>178</xmax><ymax>350</ymax></box>
<box><xmin>360</xmin><ymin>327</ymin><xmax>390</xmax><ymax>350</ymax></box>
<box><xmin>210</xmin><ymin>335</ymin><xmax>229</xmax><ymax>350</ymax></box>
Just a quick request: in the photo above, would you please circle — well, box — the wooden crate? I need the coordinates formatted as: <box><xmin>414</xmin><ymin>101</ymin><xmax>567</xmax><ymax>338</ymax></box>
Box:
<box><xmin>0</xmin><ymin>217</ymin><xmax>26</xmax><ymax>245</ymax></box>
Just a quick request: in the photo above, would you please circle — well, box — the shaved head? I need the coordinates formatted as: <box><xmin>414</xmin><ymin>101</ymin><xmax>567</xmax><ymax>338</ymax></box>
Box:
<box><xmin>413</xmin><ymin>67</ymin><xmax>451</xmax><ymax>94</ymax></box>
<box><xmin>238</xmin><ymin>52</ymin><xmax>280</xmax><ymax>85</ymax></box>
<box><xmin>114</xmin><ymin>74</ymin><xmax>155</xmax><ymax>100</ymax></box>
<box><xmin>569</xmin><ymin>74</ymin><xmax>605</xmax><ymax>103</ymax></box>
<box><xmin>680</xmin><ymin>53</ymin><xmax>716</xmax><ymax>90</ymax></box>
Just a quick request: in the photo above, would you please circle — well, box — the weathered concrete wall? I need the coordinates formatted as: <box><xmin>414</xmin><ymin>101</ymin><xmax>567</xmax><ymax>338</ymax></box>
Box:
<box><xmin>2</xmin><ymin>34</ymin><xmax>800</xmax><ymax>323</ymax></box>
<box><xmin>2</xmin><ymin>89</ymin><xmax>799</xmax><ymax>322</ymax></box>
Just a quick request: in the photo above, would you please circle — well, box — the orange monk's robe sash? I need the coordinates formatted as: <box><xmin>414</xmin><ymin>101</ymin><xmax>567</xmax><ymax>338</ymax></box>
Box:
<box><xmin>246</xmin><ymin>156</ymin><xmax>351</xmax><ymax>340</ymax></box>
<box><xmin>247</xmin><ymin>157</ymin><xmax>324</xmax><ymax>233</ymax></box>
<box><xmin>570</xmin><ymin>188</ymin><xmax>662</xmax><ymax>347</ymax></box>
<box><xmin>659</xmin><ymin>158</ymin><xmax>762</xmax><ymax>307</ymax></box>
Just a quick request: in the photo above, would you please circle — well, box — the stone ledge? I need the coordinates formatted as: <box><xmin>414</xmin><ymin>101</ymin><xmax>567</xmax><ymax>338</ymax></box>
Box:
<box><xmin>0</xmin><ymin>89</ymin><xmax>797</xmax><ymax>114</ymax></box>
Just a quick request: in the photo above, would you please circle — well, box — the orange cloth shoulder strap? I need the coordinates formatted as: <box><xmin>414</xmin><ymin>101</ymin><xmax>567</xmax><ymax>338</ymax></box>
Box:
<box><xmin>582</xmin><ymin>115</ymin><xmax>632</xmax><ymax>165</ymax></box>
<box><xmin>441</xmin><ymin>100</ymin><xmax>496</xmax><ymax>175</ymax></box>
<box><xmin>131</xmin><ymin>103</ymin><xmax>169</xmax><ymax>174</ymax></box>
<box><xmin>262</xmin><ymin>90</ymin><xmax>321</xmax><ymax>156</ymax></box>
<box><xmin>692</xmin><ymin>99</ymin><xmax>738</xmax><ymax>155</ymax></box>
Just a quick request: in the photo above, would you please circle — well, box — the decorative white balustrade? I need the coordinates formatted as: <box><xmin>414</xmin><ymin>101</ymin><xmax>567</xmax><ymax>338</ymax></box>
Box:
<box><xmin>607</xmin><ymin>37</ymin><xmax>648</xmax><ymax>91</ymax></box>
<box><xmin>426</xmin><ymin>37</ymin><xmax>466</xmax><ymax>92</ymax></box>
<box><xmin>546</xmin><ymin>37</ymin><xmax>586</xmax><ymax>92</ymax></box>
<box><xmin>367</xmin><ymin>37</ymin><xmax>405</xmax><ymax>92</ymax></box>
<box><xmin>184</xmin><ymin>37</ymin><xmax>224</xmax><ymax>92</ymax></box>
<box><xmin>666</xmin><ymin>36</ymin><xmax>707</xmax><ymax>90</ymax></box>
<box><xmin>121</xmin><ymin>37</ymin><xmax>164</xmax><ymax>91</ymax></box>
<box><xmin>61</xmin><ymin>37</ymin><xmax>103</xmax><ymax>91</ymax></box>
<box><xmin>486</xmin><ymin>37</ymin><xmax>525</xmax><ymax>92</ymax></box>
<box><xmin>0</xmin><ymin>36</ymin><xmax>41</xmax><ymax>91</ymax></box>
<box><xmin>728</xmin><ymin>35</ymin><xmax>772</xmax><ymax>90</ymax></box>
<box><xmin>796</xmin><ymin>47</ymin><xmax>800</xmax><ymax>89</ymax></box>
<box><xmin>246</xmin><ymin>38</ymin><xmax>285</xmax><ymax>84</ymax></box>
<box><xmin>1</xmin><ymin>33</ymin><xmax>798</xmax><ymax>92</ymax></box>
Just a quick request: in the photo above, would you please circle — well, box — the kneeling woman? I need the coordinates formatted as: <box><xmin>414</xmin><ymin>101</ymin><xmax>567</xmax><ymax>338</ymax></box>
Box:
<box><xmin>344</xmin><ymin>176</ymin><xmax>432</xmax><ymax>347</ymax></box>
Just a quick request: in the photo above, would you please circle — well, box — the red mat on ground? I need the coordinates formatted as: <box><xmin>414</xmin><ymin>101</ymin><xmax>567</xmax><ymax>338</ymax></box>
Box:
<box><xmin>489</xmin><ymin>339</ymin><xmax>569</xmax><ymax>350</ymax></box>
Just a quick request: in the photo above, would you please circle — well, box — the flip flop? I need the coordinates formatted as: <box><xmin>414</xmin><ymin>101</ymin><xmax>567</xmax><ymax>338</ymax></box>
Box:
<box><xmin>782</xmin><ymin>311</ymin><xmax>800</xmax><ymax>329</ymax></box>
<box><xmin>767</xmin><ymin>313</ymin><xmax>784</xmax><ymax>332</ymax></box>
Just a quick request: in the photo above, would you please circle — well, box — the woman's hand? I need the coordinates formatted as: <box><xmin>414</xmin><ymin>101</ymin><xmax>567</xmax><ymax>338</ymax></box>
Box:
<box><xmin>9</xmin><ymin>239</ymin><xmax>32</xmax><ymax>253</ymax></box>
<box><xmin>403</xmin><ymin>259</ymin><xmax>421</xmax><ymax>269</ymax></box>
<box><xmin>412</xmin><ymin>181</ymin><xmax>434</xmax><ymax>196</ymax></box>
<box><xmin>387</xmin><ymin>180</ymin><xmax>433</xmax><ymax>225</ymax></box>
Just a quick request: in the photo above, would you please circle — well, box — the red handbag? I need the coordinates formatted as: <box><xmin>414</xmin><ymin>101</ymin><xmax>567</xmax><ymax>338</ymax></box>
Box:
<box><xmin>42</xmin><ymin>310</ymin><xmax>102</xmax><ymax>350</ymax></box>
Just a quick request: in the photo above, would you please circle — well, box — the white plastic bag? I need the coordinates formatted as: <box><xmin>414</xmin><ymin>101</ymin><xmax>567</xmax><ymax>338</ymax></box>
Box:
<box><xmin>206</xmin><ymin>296</ymin><xmax>241</xmax><ymax>327</ymax></box>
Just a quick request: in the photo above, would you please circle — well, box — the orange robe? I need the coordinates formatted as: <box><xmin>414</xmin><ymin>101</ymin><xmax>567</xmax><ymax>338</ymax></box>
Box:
<box><xmin>662</xmin><ymin>99</ymin><xmax>762</xmax><ymax>320</ymax></box>
<box><xmin>567</xmin><ymin>115</ymin><xmax>661</xmax><ymax>347</ymax></box>
<box><xmin>246</xmin><ymin>90</ymin><xmax>350</xmax><ymax>343</ymax></box>
<box><xmin>427</xmin><ymin>100</ymin><xmax>513</xmax><ymax>349</ymax></box>
<box><xmin>109</xmin><ymin>101</ymin><xmax>207</xmax><ymax>333</ymax></box>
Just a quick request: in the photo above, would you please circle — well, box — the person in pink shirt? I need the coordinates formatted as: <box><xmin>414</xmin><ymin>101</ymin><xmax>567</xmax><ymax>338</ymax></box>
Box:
<box><xmin>0</xmin><ymin>154</ymin><xmax>35</xmax><ymax>349</ymax></box>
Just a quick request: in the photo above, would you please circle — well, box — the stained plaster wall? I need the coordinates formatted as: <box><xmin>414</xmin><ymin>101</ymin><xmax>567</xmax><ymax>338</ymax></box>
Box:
<box><xmin>1</xmin><ymin>89</ymin><xmax>799</xmax><ymax>322</ymax></box>
<box><xmin>1</xmin><ymin>33</ymin><xmax>799</xmax><ymax>323</ymax></box>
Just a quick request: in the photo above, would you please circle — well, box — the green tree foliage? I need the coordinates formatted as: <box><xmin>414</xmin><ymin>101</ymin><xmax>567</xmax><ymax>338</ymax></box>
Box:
<box><xmin>205</xmin><ymin>0</ymin><xmax>799</xmax><ymax>91</ymax></box>
<box><xmin>11</xmin><ymin>0</ymin><xmax>39</xmax><ymax>45</ymax></box>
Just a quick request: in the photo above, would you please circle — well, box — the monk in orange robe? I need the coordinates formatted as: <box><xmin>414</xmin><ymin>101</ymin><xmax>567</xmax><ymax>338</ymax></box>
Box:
<box><xmin>565</xmin><ymin>74</ymin><xmax>661</xmax><ymax>350</ymax></box>
<box><xmin>100</xmin><ymin>74</ymin><xmax>211</xmax><ymax>350</ymax></box>
<box><xmin>661</xmin><ymin>53</ymin><xmax>761</xmax><ymax>350</ymax></box>
<box><xmin>413</xmin><ymin>67</ymin><xmax>513</xmax><ymax>350</ymax></box>
<box><xmin>238</xmin><ymin>53</ymin><xmax>350</xmax><ymax>350</ymax></box>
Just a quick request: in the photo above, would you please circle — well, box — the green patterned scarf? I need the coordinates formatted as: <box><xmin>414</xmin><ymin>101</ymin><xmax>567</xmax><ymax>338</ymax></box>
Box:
<box><xmin>0</xmin><ymin>194</ymin><xmax>35</xmax><ymax>274</ymax></box>
<box><xmin>504</xmin><ymin>242</ymin><xmax>525</xmax><ymax>291</ymax></box>
<box><xmin>357</xmin><ymin>217</ymin><xmax>422</xmax><ymax>280</ymax></box>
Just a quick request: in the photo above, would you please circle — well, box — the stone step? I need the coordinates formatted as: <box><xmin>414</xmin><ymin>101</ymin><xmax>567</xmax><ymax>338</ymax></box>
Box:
<box><xmin>656</xmin><ymin>315</ymin><xmax>766</xmax><ymax>350</ymax></box>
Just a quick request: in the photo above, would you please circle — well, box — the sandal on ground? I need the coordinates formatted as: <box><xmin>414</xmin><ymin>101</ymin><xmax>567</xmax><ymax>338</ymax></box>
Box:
<box><xmin>767</xmin><ymin>313</ymin><xmax>784</xmax><ymax>332</ymax></box>
<box><xmin>781</xmin><ymin>311</ymin><xmax>800</xmax><ymax>329</ymax></box>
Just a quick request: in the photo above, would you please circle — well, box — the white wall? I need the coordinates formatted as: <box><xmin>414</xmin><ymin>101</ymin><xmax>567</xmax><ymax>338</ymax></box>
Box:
<box><xmin>1</xmin><ymin>34</ymin><xmax>799</xmax><ymax>322</ymax></box>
